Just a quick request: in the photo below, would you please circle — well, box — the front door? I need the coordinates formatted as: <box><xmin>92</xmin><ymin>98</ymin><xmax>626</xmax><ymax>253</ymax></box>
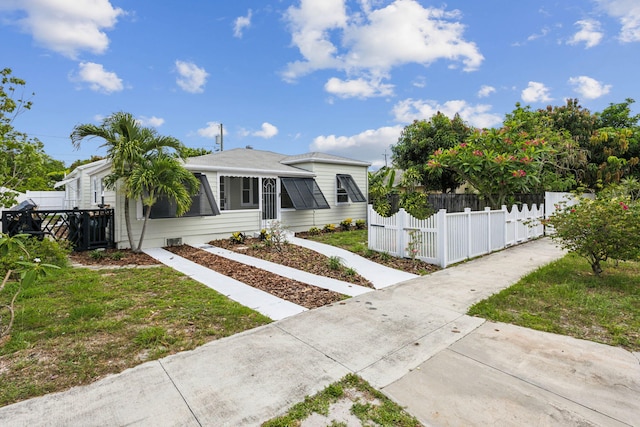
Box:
<box><xmin>261</xmin><ymin>178</ymin><xmax>278</xmax><ymax>228</ymax></box>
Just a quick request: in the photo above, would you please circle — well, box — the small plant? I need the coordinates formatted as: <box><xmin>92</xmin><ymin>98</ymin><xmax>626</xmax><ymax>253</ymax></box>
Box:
<box><xmin>308</xmin><ymin>226</ymin><xmax>321</xmax><ymax>236</ymax></box>
<box><xmin>328</xmin><ymin>255</ymin><xmax>343</xmax><ymax>270</ymax></box>
<box><xmin>89</xmin><ymin>249</ymin><xmax>106</xmax><ymax>260</ymax></box>
<box><xmin>264</xmin><ymin>221</ymin><xmax>289</xmax><ymax>252</ymax></box>
<box><xmin>229</xmin><ymin>231</ymin><xmax>246</xmax><ymax>244</ymax></box>
<box><xmin>355</xmin><ymin>219</ymin><xmax>366</xmax><ymax>229</ymax></box>
<box><xmin>345</xmin><ymin>267</ymin><xmax>356</xmax><ymax>276</ymax></box>
<box><xmin>1</xmin><ymin>233</ymin><xmax>60</xmax><ymax>339</ymax></box>
<box><xmin>405</xmin><ymin>229</ymin><xmax>422</xmax><ymax>261</ymax></box>
<box><xmin>109</xmin><ymin>251</ymin><xmax>124</xmax><ymax>261</ymax></box>
<box><xmin>259</xmin><ymin>229</ymin><xmax>270</xmax><ymax>241</ymax></box>
<box><xmin>340</xmin><ymin>218</ymin><xmax>353</xmax><ymax>231</ymax></box>
<box><xmin>323</xmin><ymin>223</ymin><xmax>336</xmax><ymax>233</ymax></box>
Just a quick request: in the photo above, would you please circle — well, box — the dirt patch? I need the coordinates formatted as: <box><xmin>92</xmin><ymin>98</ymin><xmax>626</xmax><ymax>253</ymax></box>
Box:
<box><xmin>165</xmin><ymin>245</ymin><xmax>345</xmax><ymax>309</ymax></box>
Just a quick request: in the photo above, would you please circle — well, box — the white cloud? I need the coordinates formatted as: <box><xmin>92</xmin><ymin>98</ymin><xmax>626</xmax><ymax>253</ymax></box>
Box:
<box><xmin>137</xmin><ymin>115</ymin><xmax>165</xmax><ymax>127</ymax></box>
<box><xmin>527</xmin><ymin>27</ymin><xmax>550</xmax><ymax>41</ymax></box>
<box><xmin>477</xmin><ymin>85</ymin><xmax>496</xmax><ymax>98</ymax></box>
<box><xmin>0</xmin><ymin>0</ymin><xmax>124</xmax><ymax>58</ymax></box>
<box><xmin>71</xmin><ymin>62</ymin><xmax>123</xmax><ymax>93</ymax></box>
<box><xmin>310</xmin><ymin>125</ymin><xmax>404</xmax><ymax>169</ymax></box>
<box><xmin>234</xmin><ymin>9</ymin><xmax>252</xmax><ymax>38</ymax></box>
<box><xmin>197</xmin><ymin>122</ymin><xmax>220</xmax><ymax>139</ymax></box>
<box><xmin>283</xmin><ymin>0</ymin><xmax>483</xmax><ymax>95</ymax></box>
<box><xmin>392</xmin><ymin>98</ymin><xmax>502</xmax><ymax>129</ymax></box>
<box><xmin>568</xmin><ymin>75</ymin><xmax>611</xmax><ymax>99</ymax></box>
<box><xmin>324</xmin><ymin>76</ymin><xmax>394</xmax><ymax>98</ymax></box>
<box><xmin>595</xmin><ymin>0</ymin><xmax>640</xmax><ymax>42</ymax></box>
<box><xmin>521</xmin><ymin>81</ymin><xmax>552</xmax><ymax>103</ymax></box>
<box><xmin>175</xmin><ymin>60</ymin><xmax>209</xmax><ymax>93</ymax></box>
<box><xmin>568</xmin><ymin>19</ymin><xmax>603</xmax><ymax>48</ymax></box>
<box><xmin>252</xmin><ymin>122</ymin><xmax>279</xmax><ymax>139</ymax></box>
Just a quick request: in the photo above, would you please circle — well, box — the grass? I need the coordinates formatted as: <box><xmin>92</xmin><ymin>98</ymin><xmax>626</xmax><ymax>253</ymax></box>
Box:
<box><xmin>262</xmin><ymin>374</ymin><xmax>422</xmax><ymax>427</ymax></box>
<box><xmin>0</xmin><ymin>266</ymin><xmax>271</xmax><ymax>407</ymax></box>
<box><xmin>468</xmin><ymin>253</ymin><xmax>640</xmax><ymax>351</ymax></box>
<box><xmin>306</xmin><ymin>229</ymin><xmax>369</xmax><ymax>255</ymax></box>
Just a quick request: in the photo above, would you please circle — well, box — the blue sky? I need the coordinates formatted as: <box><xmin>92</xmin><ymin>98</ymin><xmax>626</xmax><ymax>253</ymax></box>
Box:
<box><xmin>1</xmin><ymin>0</ymin><xmax>639</xmax><ymax>169</ymax></box>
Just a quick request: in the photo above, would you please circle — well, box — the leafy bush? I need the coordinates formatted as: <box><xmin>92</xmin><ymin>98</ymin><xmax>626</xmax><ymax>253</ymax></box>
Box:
<box><xmin>263</xmin><ymin>221</ymin><xmax>289</xmax><ymax>252</ymax></box>
<box><xmin>323</xmin><ymin>224</ymin><xmax>336</xmax><ymax>233</ymax></box>
<box><xmin>229</xmin><ymin>231</ymin><xmax>246</xmax><ymax>244</ymax></box>
<box><xmin>545</xmin><ymin>184</ymin><xmax>640</xmax><ymax>275</ymax></box>
<box><xmin>308</xmin><ymin>226</ymin><xmax>321</xmax><ymax>236</ymax></box>
<box><xmin>355</xmin><ymin>219</ymin><xmax>366</xmax><ymax>229</ymax></box>
<box><xmin>89</xmin><ymin>249</ymin><xmax>106</xmax><ymax>260</ymax></box>
<box><xmin>328</xmin><ymin>256</ymin><xmax>343</xmax><ymax>270</ymax></box>
<box><xmin>340</xmin><ymin>218</ymin><xmax>353</xmax><ymax>230</ymax></box>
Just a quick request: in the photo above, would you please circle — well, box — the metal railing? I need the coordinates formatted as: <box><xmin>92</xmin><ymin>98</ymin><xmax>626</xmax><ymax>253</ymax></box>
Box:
<box><xmin>2</xmin><ymin>208</ymin><xmax>115</xmax><ymax>252</ymax></box>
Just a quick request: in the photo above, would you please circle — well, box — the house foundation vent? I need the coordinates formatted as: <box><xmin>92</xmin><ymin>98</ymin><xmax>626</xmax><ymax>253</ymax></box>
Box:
<box><xmin>166</xmin><ymin>237</ymin><xmax>183</xmax><ymax>247</ymax></box>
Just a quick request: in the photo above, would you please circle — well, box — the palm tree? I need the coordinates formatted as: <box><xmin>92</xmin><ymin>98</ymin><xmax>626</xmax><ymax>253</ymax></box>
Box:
<box><xmin>127</xmin><ymin>153</ymin><xmax>199</xmax><ymax>252</ymax></box>
<box><xmin>70</xmin><ymin>112</ymin><xmax>187</xmax><ymax>250</ymax></box>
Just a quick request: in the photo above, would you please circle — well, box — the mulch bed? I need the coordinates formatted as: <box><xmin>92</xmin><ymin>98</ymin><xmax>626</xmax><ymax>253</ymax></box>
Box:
<box><xmin>69</xmin><ymin>249</ymin><xmax>160</xmax><ymax>266</ymax></box>
<box><xmin>210</xmin><ymin>237</ymin><xmax>374</xmax><ymax>288</ymax></box>
<box><xmin>165</xmin><ymin>245</ymin><xmax>346</xmax><ymax>309</ymax></box>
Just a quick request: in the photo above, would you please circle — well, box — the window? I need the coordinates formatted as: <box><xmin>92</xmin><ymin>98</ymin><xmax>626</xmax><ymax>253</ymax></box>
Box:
<box><xmin>336</xmin><ymin>174</ymin><xmax>366</xmax><ymax>203</ymax></box>
<box><xmin>280</xmin><ymin>177</ymin><xmax>330</xmax><ymax>210</ymax></box>
<box><xmin>92</xmin><ymin>177</ymin><xmax>103</xmax><ymax>205</ymax></box>
<box><xmin>150</xmin><ymin>173</ymin><xmax>221</xmax><ymax>219</ymax></box>
<box><xmin>241</xmin><ymin>177</ymin><xmax>256</xmax><ymax>206</ymax></box>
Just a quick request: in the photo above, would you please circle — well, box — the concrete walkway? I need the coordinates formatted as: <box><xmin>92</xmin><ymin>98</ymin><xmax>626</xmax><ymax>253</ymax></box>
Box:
<box><xmin>1</xmin><ymin>238</ymin><xmax>639</xmax><ymax>426</ymax></box>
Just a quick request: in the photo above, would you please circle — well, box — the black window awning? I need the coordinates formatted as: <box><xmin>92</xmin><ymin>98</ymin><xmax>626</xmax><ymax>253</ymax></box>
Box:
<box><xmin>280</xmin><ymin>177</ymin><xmax>330</xmax><ymax>210</ymax></box>
<box><xmin>150</xmin><ymin>173</ymin><xmax>220</xmax><ymax>219</ymax></box>
<box><xmin>337</xmin><ymin>174</ymin><xmax>366</xmax><ymax>202</ymax></box>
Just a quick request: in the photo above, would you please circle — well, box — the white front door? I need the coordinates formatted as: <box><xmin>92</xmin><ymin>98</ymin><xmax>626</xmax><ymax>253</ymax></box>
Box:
<box><xmin>261</xmin><ymin>177</ymin><xmax>278</xmax><ymax>228</ymax></box>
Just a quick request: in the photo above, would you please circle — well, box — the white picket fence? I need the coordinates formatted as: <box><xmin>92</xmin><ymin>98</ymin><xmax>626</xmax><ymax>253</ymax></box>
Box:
<box><xmin>368</xmin><ymin>203</ymin><xmax>545</xmax><ymax>268</ymax></box>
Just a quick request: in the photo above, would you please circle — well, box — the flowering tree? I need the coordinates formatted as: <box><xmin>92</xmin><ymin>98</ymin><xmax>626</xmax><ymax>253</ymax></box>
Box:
<box><xmin>544</xmin><ymin>182</ymin><xmax>640</xmax><ymax>275</ymax></box>
<box><xmin>427</xmin><ymin>127</ymin><xmax>577</xmax><ymax>208</ymax></box>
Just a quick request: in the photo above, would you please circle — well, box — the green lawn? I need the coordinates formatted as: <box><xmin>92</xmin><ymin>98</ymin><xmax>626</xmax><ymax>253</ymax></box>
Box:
<box><xmin>262</xmin><ymin>374</ymin><xmax>422</xmax><ymax>427</ymax></box>
<box><xmin>304</xmin><ymin>228</ymin><xmax>370</xmax><ymax>254</ymax></box>
<box><xmin>0</xmin><ymin>266</ymin><xmax>271</xmax><ymax>407</ymax></box>
<box><xmin>468</xmin><ymin>253</ymin><xmax>640</xmax><ymax>351</ymax></box>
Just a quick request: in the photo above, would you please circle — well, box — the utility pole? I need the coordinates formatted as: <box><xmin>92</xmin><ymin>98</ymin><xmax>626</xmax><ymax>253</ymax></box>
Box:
<box><xmin>383</xmin><ymin>150</ymin><xmax>388</xmax><ymax>168</ymax></box>
<box><xmin>215</xmin><ymin>123</ymin><xmax>224</xmax><ymax>151</ymax></box>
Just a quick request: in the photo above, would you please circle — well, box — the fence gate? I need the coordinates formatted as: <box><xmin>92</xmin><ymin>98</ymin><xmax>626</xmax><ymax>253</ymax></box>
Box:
<box><xmin>2</xmin><ymin>208</ymin><xmax>115</xmax><ymax>252</ymax></box>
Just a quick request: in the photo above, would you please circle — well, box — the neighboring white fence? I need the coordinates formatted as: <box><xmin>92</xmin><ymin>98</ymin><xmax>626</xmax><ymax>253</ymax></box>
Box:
<box><xmin>368</xmin><ymin>203</ymin><xmax>545</xmax><ymax>268</ymax></box>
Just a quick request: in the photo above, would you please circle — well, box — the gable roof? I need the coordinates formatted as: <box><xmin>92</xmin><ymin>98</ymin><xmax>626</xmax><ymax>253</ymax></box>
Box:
<box><xmin>184</xmin><ymin>148</ymin><xmax>369</xmax><ymax>176</ymax></box>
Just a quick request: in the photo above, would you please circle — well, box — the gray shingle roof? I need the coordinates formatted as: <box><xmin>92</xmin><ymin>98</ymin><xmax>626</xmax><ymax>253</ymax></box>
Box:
<box><xmin>185</xmin><ymin>148</ymin><xmax>369</xmax><ymax>175</ymax></box>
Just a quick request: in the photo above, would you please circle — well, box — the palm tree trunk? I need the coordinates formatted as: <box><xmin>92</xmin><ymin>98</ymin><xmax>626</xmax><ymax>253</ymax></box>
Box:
<box><xmin>123</xmin><ymin>197</ymin><xmax>136</xmax><ymax>250</ymax></box>
<box><xmin>135</xmin><ymin>198</ymin><xmax>152</xmax><ymax>253</ymax></box>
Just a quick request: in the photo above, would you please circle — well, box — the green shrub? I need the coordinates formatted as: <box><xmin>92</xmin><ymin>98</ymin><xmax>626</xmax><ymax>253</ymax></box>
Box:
<box><xmin>109</xmin><ymin>251</ymin><xmax>124</xmax><ymax>261</ymax></box>
<box><xmin>355</xmin><ymin>219</ymin><xmax>366</xmax><ymax>229</ymax></box>
<box><xmin>328</xmin><ymin>256</ymin><xmax>343</xmax><ymax>270</ymax></box>
<box><xmin>229</xmin><ymin>231</ymin><xmax>246</xmax><ymax>244</ymax></box>
<box><xmin>340</xmin><ymin>218</ymin><xmax>352</xmax><ymax>230</ymax></box>
<box><xmin>545</xmin><ymin>184</ymin><xmax>640</xmax><ymax>275</ymax></box>
<box><xmin>308</xmin><ymin>226</ymin><xmax>321</xmax><ymax>236</ymax></box>
<box><xmin>89</xmin><ymin>249</ymin><xmax>106</xmax><ymax>260</ymax></box>
<box><xmin>323</xmin><ymin>224</ymin><xmax>336</xmax><ymax>233</ymax></box>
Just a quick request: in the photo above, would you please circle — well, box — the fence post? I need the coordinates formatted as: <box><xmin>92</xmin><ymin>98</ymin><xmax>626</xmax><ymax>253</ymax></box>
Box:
<box><xmin>367</xmin><ymin>204</ymin><xmax>372</xmax><ymax>250</ymax></box>
<box><xmin>464</xmin><ymin>207</ymin><xmax>472</xmax><ymax>260</ymax></box>
<box><xmin>397</xmin><ymin>208</ymin><xmax>406</xmax><ymax>258</ymax></box>
<box><xmin>502</xmin><ymin>205</ymin><xmax>508</xmax><ymax>247</ymax></box>
<box><xmin>485</xmin><ymin>206</ymin><xmax>492</xmax><ymax>253</ymax></box>
<box><xmin>437</xmin><ymin>209</ymin><xmax>447</xmax><ymax>268</ymax></box>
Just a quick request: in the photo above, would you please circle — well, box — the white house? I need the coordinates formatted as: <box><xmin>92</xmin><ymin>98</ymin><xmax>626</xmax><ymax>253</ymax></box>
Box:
<box><xmin>56</xmin><ymin>149</ymin><xmax>370</xmax><ymax>249</ymax></box>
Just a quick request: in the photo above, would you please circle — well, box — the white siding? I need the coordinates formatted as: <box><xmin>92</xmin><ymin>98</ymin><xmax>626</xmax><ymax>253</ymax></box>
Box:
<box><xmin>281</xmin><ymin>161</ymin><xmax>368</xmax><ymax>232</ymax></box>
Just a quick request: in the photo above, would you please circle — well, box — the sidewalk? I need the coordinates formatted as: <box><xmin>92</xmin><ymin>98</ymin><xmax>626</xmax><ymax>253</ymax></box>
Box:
<box><xmin>1</xmin><ymin>238</ymin><xmax>638</xmax><ymax>426</ymax></box>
